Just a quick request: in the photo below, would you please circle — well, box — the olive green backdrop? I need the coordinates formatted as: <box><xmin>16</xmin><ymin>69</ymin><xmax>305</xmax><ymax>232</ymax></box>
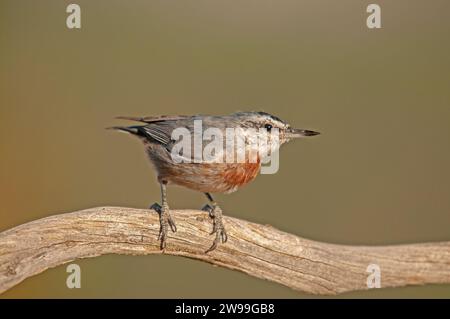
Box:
<box><xmin>1</xmin><ymin>0</ymin><xmax>450</xmax><ymax>298</ymax></box>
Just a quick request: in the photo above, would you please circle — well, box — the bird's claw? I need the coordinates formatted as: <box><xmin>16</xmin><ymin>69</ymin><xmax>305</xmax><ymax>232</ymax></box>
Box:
<box><xmin>204</xmin><ymin>205</ymin><xmax>228</xmax><ymax>253</ymax></box>
<box><xmin>206</xmin><ymin>226</ymin><xmax>227</xmax><ymax>253</ymax></box>
<box><xmin>150</xmin><ymin>202</ymin><xmax>177</xmax><ymax>249</ymax></box>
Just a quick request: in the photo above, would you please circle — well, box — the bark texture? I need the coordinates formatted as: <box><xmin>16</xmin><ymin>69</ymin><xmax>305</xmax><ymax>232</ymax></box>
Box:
<box><xmin>1</xmin><ymin>206</ymin><xmax>450</xmax><ymax>295</ymax></box>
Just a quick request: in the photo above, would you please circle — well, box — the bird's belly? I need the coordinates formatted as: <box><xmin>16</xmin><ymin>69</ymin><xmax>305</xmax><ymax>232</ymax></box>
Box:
<box><xmin>158</xmin><ymin>162</ymin><xmax>261</xmax><ymax>193</ymax></box>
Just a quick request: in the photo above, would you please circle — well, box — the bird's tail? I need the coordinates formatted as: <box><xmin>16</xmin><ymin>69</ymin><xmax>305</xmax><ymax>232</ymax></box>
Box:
<box><xmin>106</xmin><ymin>126</ymin><xmax>144</xmax><ymax>136</ymax></box>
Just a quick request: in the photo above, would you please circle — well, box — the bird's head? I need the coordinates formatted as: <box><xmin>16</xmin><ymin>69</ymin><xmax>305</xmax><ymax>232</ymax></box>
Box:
<box><xmin>230</xmin><ymin>111</ymin><xmax>320</xmax><ymax>150</ymax></box>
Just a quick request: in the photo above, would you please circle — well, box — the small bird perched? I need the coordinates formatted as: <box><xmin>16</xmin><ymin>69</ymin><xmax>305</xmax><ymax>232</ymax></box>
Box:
<box><xmin>111</xmin><ymin>111</ymin><xmax>319</xmax><ymax>252</ymax></box>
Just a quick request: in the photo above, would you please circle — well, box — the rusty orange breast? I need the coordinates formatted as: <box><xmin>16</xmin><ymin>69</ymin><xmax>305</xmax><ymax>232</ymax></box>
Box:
<box><xmin>221</xmin><ymin>157</ymin><xmax>261</xmax><ymax>189</ymax></box>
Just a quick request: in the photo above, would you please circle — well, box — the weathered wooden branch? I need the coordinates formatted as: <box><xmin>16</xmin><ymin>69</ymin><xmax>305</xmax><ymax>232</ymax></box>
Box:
<box><xmin>1</xmin><ymin>206</ymin><xmax>450</xmax><ymax>295</ymax></box>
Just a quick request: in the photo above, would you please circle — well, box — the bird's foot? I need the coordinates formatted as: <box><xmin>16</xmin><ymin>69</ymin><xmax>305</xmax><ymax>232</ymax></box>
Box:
<box><xmin>201</xmin><ymin>204</ymin><xmax>228</xmax><ymax>253</ymax></box>
<box><xmin>150</xmin><ymin>202</ymin><xmax>177</xmax><ymax>250</ymax></box>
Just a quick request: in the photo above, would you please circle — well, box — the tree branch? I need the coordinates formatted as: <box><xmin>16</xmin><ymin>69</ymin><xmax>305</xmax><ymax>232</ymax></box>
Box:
<box><xmin>1</xmin><ymin>206</ymin><xmax>450</xmax><ymax>295</ymax></box>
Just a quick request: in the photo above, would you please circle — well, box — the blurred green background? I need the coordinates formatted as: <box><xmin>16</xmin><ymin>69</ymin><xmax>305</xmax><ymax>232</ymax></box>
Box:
<box><xmin>1</xmin><ymin>0</ymin><xmax>450</xmax><ymax>298</ymax></box>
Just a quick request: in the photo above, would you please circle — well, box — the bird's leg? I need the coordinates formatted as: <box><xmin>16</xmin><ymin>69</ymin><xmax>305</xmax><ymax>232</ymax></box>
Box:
<box><xmin>202</xmin><ymin>193</ymin><xmax>228</xmax><ymax>253</ymax></box>
<box><xmin>150</xmin><ymin>181</ymin><xmax>176</xmax><ymax>250</ymax></box>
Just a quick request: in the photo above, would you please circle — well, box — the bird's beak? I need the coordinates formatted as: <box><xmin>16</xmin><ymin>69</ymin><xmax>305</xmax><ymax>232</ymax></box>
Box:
<box><xmin>285</xmin><ymin>128</ymin><xmax>320</xmax><ymax>138</ymax></box>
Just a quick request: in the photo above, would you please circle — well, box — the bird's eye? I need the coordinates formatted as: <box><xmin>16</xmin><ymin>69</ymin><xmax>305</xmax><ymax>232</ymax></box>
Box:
<box><xmin>264</xmin><ymin>124</ymin><xmax>273</xmax><ymax>131</ymax></box>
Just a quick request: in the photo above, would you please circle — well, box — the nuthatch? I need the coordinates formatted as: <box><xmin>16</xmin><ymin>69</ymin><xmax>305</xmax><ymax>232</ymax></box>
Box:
<box><xmin>111</xmin><ymin>111</ymin><xmax>319</xmax><ymax>252</ymax></box>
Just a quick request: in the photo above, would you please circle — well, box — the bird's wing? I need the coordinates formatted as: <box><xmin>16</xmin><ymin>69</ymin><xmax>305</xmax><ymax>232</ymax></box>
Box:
<box><xmin>124</xmin><ymin>115</ymin><xmax>228</xmax><ymax>164</ymax></box>
<box><xmin>116</xmin><ymin>115</ymin><xmax>193</xmax><ymax>148</ymax></box>
<box><xmin>140</xmin><ymin>123</ymin><xmax>175</xmax><ymax>145</ymax></box>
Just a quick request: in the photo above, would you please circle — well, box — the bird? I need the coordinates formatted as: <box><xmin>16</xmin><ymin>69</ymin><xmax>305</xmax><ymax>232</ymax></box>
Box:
<box><xmin>110</xmin><ymin>111</ymin><xmax>320</xmax><ymax>252</ymax></box>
